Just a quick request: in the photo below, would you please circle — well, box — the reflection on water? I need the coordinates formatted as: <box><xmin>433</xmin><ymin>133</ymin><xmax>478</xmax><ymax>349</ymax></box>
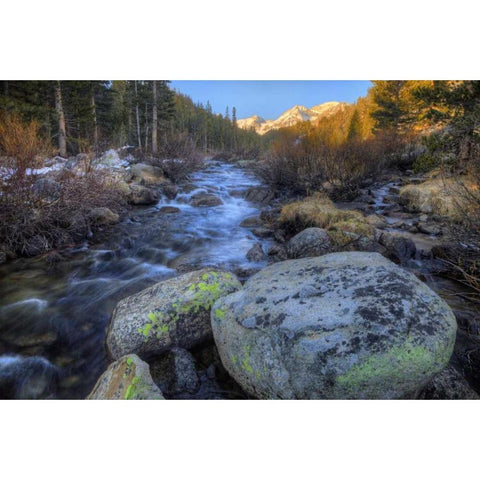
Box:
<box><xmin>0</xmin><ymin>161</ymin><xmax>269</xmax><ymax>399</ymax></box>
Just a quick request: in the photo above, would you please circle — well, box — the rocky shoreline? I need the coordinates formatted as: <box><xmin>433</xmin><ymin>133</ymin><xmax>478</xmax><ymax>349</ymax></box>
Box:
<box><xmin>1</xmin><ymin>159</ymin><xmax>479</xmax><ymax>399</ymax></box>
<box><xmin>85</xmin><ymin>167</ymin><xmax>480</xmax><ymax>399</ymax></box>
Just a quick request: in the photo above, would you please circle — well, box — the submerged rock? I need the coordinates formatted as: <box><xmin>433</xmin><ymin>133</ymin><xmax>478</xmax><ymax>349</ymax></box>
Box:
<box><xmin>106</xmin><ymin>269</ymin><xmax>242</xmax><ymax>360</ymax></box>
<box><xmin>211</xmin><ymin>252</ymin><xmax>457</xmax><ymax>399</ymax></box>
<box><xmin>287</xmin><ymin>227</ymin><xmax>332</xmax><ymax>259</ymax></box>
<box><xmin>87</xmin><ymin>354</ymin><xmax>164</xmax><ymax>400</ymax></box>
<box><xmin>0</xmin><ymin>355</ymin><xmax>59</xmax><ymax>399</ymax></box>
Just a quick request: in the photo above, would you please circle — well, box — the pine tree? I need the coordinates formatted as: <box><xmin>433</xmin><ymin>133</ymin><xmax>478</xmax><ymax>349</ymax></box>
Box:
<box><xmin>347</xmin><ymin>108</ymin><xmax>362</xmax><ymax>141</ymax></box>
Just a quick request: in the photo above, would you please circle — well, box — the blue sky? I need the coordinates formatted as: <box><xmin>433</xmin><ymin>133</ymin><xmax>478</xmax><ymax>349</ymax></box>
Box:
<box><xmin>170</xmin><ymin>81</ymin><xmax>372</xmax><ymax>120</ymax></box>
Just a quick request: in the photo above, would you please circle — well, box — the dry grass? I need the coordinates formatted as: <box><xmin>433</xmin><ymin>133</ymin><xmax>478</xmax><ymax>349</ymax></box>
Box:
<box><xmin>279</xmin><ymin>194</ymin><xmax>372</xmax><ymax>237</ymax></box>
<box><xmin>0</xmin><ymin>113</ymin><xmax>54</xmax><ymax>176</ymax></box>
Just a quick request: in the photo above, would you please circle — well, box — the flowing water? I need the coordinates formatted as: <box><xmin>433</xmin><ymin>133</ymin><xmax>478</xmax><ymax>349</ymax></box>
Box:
<box><xmin>0</xmin><ymin>161</ymin><xmax>270</xmax><ymax>399</ymax></box>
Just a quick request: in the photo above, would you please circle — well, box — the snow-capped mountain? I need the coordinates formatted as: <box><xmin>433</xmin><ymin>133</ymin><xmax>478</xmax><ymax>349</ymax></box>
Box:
<box><xmin>237</xmin><ymin>101</ymin><xmax>349</xmax><ymax>135</ymax></box>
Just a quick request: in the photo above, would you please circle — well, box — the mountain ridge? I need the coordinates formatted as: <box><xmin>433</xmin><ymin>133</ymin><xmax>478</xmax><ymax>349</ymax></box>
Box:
<box><xmin>237</xmin><ymin>101</ymin><xmax>350</xmax><ymax>135</ymax></box>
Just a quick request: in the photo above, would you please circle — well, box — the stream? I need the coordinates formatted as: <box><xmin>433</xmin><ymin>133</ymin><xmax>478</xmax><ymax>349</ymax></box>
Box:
<box><xmin>0</xmin><ymin>161</ymin><xmax>270</xmax><ymax>399</ymax></box>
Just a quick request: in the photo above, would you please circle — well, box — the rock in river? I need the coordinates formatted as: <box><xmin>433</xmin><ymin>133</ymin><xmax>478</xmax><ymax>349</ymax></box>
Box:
<box><xmin>107</xmin><ymin>269</ymin><xmax>242</xmax><ymax>360</ymax></box>
<box><xmin>211</xmin><ymin>252</ymin><xmax>457</xmax><ymax>399</ymax></box>
<box><xmin>246</xmin><ymin>243</ymin><xmax>265</xmax><ymax>262</ymax></box>
<box><xmin>87</xmin><ymin>354</ymin><xmax>164</xmax><ymax>399</ymax></box>
<box><xmin>287</xmin><ymin>227</ymin><xmax>332</xmax><ymax>259</ymax></box>
<box><xmin>190</xmin><ymin>193</ymin><xmax>223</xmax><ymax>207</ymax></box>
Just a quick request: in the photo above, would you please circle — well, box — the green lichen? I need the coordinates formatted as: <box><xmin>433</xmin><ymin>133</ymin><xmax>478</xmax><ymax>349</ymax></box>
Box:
<box><xmin>124</xmin><ymin>375</ymin><xmax>149</xmax><ymax>400</ymax></box>
<box><xmin>230</xmin><ymin>354</ymin><xmax>238</xmax><ymax>365</ymax></box>
<box><xmin>241</xmin><ymin>345</ymin><xmax>254</xmax><ymax>374</ymax></box>
<box><xmin>336</xmin><ymin>341</ymin><xmax>449</xmax><ymax>397</ymax></box>
<box><xmin>126</xmin><ymin>357</ymin><xmax>133</xmax><ymax>366</ymax></box>
<box><xmin>214</xmin><ymin>306</ymin><xmax>227</xmax><ymax>319</ymax></box>
<box><xmin>138</xmin><ymin>271</ymin><xmax>238</xmax><ymax>341</ymax></box>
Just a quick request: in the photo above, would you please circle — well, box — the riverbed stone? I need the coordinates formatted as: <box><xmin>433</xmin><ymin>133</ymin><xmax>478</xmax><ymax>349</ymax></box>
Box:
<box><xmin>88</xmin><ymin>207</ymin><xmax>120</xmax><ymax>226</ymax></box>
<box><xmin>287</xmin><ymin>227</ymin><xmax>332</xmax><ymax>259</ymax></box>
<box><xmin>190</xmin><ymin>193</ymin><xmax>223</xmax><ymax>207</ymax></box>
<box><xmin>211</xmin><ymin>252</ymin><xmax>457</xmax><ymax>399</ymax></box>
<box><xmin>244</xmin><ymin>186</ymin><xmax>274</xmax><ymax>204</ymax></box>
<box><xmin>159</xmin><ymin>206</ymin><xmax>181</xmax><ymax>214</ymax></box>
<box><xmin>240</xmin><ymin>216</ymin><xmax>263</xmax><ymax>228</ymax></box>
<box><xmin>107</xmin><ymin>269</ymin><xmax>242</xmax><ymax>360</ymax></box>
<box><xmin>378</xmin><ymin>232</ymin><xmax>416</xmax><ymax>263</ymax></box>
<box><xmin>365</xmin><ymin>214</ymin><xmax>388</xmax><ymax>229</ymax></box>
<box><xmin>150</xmin><ymin>348</ymin><xmax>200</xmax><ymax>397</ymax></box>
<box><xmin>246</xmin><ymin>243</ymin><xmax>265</xmax><ymax>262</ymax></box>
<box><xmin>87</xmin><ymin>354</ymin><xmax>164</xmax><ymax>399</ymax></box>
<box><xmin>162</xmin><ymin>183</ymin><xmax>178</xmax><ymax>199</ymax></box>
<box><xmin>417</xmin><ymin>365</ymin><xmax>479</xmax><ymax>399</ymax></box>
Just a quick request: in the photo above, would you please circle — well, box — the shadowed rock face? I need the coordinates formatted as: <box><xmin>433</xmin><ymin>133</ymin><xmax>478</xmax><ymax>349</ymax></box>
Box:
<box><xmin>87</xmin><ymin>354</ymin><xmax>164</xmax><ymax>400</ymax></box>
<box><xmin>286</xmin><ymin>227</ymin><xmax>332</xmax><ymax>259</ymax></box>
<box><xmin>211</xmin><ymin>252</ymin><xmax>457</xmax><ymax>399</ymax></box>
<box><xmin>106</xmin><ymin>269</ymin><xmax>242</xmax><ymax>360</ymax></box>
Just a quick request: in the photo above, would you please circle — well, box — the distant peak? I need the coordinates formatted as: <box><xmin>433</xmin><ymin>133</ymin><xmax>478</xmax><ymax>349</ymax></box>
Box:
<box><xmin>238</xmin><ymin>100</ymin><xmax>350</xmax><ymax>135</ymax></box>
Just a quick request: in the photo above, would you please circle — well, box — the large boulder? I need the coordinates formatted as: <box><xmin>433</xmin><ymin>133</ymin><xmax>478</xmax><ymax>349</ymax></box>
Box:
<box><xmin>398</xmin><ymin>177</ymin><xmax>475</xmax><ymax>220</ymax></box>
<box><xmin>129</xmin><ymin>163</ymin><xmax>166</xmax><ymax>186</ymax></box>
<box><xmin>128</xmin><ymin>184</ymin><xmax>159</xmax><ymax>205</ymax></box>
<box><xmin>211</xmin><ymin>252</ymin><xmax>457</xmax><ymax>399</ymax></box>
<box><xmin>287</xmin><ymin>227</ymin><xmax>332</xmax><ymax>259</ymax></box>
<box><xmin>87</xmin><ymin>354</ymin><xmax>164</xmax><ymax>400</ymax></box>
<box><xmin>107</xmin><ymin>269</ymin><xmax>242</xmax><ymax>360</ymax></box>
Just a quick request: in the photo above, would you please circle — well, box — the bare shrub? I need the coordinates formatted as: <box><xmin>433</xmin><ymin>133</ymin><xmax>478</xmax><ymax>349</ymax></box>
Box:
<box><xmin>0</xmin><ymin>113</ymin><xmax>127</xmax><ymax>257</ymax></box>
<box><xmin>438</xmin><ymin>151</ymin><xmax>480</xmax><ymax>301</ymax></box>
<box><xmin>0</xmin><ymin>169</ymin><xmax>127</xmax><ymax>257</ymax></box>
<box><xmin>256</xmin><ymin>129</ymin><xmax>417</xmax><ymax>200</ymax></box>
<box><xmin>147</xmin><ymin>131</ymin><xmax>204</xmax><ymax>183</ymax></box>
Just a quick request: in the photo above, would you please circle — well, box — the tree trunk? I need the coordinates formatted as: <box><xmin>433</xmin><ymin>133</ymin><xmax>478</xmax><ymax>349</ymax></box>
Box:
<box><xmin>152</xmin><ymin>81</ymin><xmax>158</xmax><ymax>155</ymax></box>
<box><xmin>91</xmin><ymin>90</ymin><xmax>98</xmax><ymax>152</ymax></box>
<box><xmin>144</xmin><ymin>103</ymin><xmax>149</xmax><ymax>153</ymax></box>
<box><xmin>134</xmin><ymin>81</ymin><xmax>142</xmax><ymax>151</ymax></box>
<box><xmin>55</xmin><ymin>81</ymin><xmax>67</xmax><ymax>157</ymax></box>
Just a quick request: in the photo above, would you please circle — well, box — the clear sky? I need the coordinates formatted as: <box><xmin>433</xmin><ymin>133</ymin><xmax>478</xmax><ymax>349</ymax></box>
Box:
<box><xmin>170</xmin><ymin>80</ymin><xmax>372</xmax><ymax>120</ymax></box>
